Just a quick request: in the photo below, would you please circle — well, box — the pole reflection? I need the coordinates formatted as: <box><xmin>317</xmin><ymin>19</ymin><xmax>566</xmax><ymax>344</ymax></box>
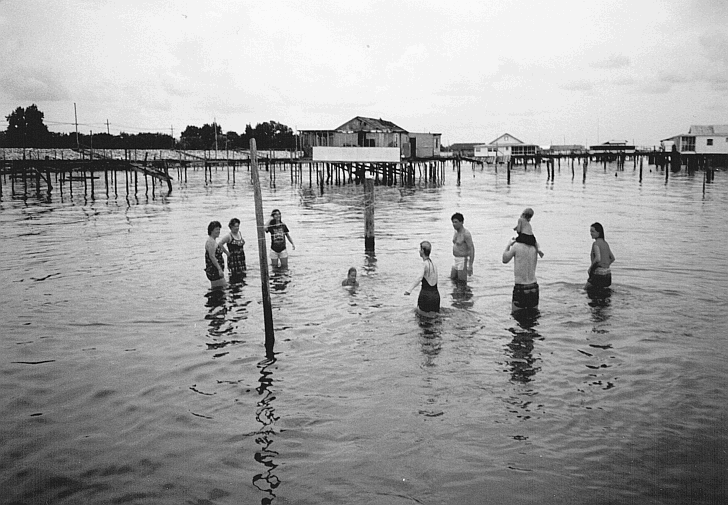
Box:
<box><xmin>253</xmin><ymin>355</ymin><xmax>280</xmax><ymax>504</ymax></box>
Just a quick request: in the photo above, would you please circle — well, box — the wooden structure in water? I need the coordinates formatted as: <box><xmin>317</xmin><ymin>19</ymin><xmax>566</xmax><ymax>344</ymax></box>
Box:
<box><xmin>1</xmin><ymin>145</ymin><xmax>722</xmax><ymax>199</ymax></box>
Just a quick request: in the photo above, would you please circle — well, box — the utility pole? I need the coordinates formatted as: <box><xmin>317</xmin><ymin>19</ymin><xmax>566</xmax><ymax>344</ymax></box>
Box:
<box><xmin>74</xmin><ymin>103</ymin><xmax>79</xmax><ymax>150</ymax></box>
<box><xmin>106</xmin><ymin>119</ymin><xmax>110</xmax><ymax>135</ymax></box>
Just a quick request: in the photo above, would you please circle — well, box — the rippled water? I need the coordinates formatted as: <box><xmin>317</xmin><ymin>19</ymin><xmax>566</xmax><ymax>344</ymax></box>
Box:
<box><xmin>1</xmin><ymin>161</ymin><xmax>727</xmax><ymax>504</ymax></box>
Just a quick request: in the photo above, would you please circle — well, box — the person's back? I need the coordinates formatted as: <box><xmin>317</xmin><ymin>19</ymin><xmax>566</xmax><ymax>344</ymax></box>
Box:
<box><xmin>593</xmin><ymin>239</ymin><xmax>613</xmax><ymax>269</ymax></box>
<box><xmin>503</xmin><ymin>238</ymin><xmax>539</xmax><ymax>312</ymax></box>
<box><xmin>511</xmin><ymin>242</ymin><xmax>538</xmax><ymax>285</ymax></box>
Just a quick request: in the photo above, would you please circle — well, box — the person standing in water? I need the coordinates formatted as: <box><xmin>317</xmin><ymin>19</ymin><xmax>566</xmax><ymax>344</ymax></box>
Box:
<box><xmin>585</xmin><ymin>222</ymin><xmax>615</xmax><ymax>290</ymax></box>
<box><xmin>450</xmin><ymin>212</ymin><xmax>475</xmax><ymax>283</ymax></box>
<box><xmin>265</xmin><ymin>209</ymin><xmax>295</xmax><ymax>268</ymax></box>
<box><xmin>502</xmin><ymin>236</ymin><xmax>539</xmax><ymax>312</ymax></box>
<box><xmin>205</xmin><ymin>221</ymin><xmax>226</xmax><ymax>289</ymax></box>
<box><xmin>404</xmin><ymin>241</ymin><xmax>440</xmax><ymax>315</ymax></box>
<box><xmin>219</xmin><ymin>218</ymin><xmax>246</xmax><ymax>282</ymax></box>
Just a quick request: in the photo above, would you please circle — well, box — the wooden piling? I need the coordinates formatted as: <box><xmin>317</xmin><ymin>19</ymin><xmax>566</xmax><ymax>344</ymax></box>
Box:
<box><xmin>250</xmin><ymin>139</ymin><xmax>275</xmax><ymax>355</ymax></box>
<box><xmin>364</xmin><ymin>173</ymin><xmax>375</xmax><ymax>252</ymax></box>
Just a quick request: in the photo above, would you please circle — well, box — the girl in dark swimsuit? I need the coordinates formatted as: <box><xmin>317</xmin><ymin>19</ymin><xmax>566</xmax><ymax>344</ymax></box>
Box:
<box><xmin>205</xmin><ymin>221</ymin><xmax>226</xmax><ymax>288</ymax></box>
<box><xmin>404</xmin><ymin>241</ymin><xmax>440</xmax><ymax>315</ymax></box>
<box><xmin>220</xmin><ymin>218</ymin><xmax>246</xmax><ymax>281</ymax></box>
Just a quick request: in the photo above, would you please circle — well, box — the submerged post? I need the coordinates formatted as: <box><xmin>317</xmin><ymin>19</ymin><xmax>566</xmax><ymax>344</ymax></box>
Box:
<box><xmin>250</xmin><ymin>139</ymin><xmax>275</xmax><ymax>355</ymax></box>
<box><xmin>364</xmin><ymin>172</ymin><xmax>375</xmax><ymax>252</ymax></box>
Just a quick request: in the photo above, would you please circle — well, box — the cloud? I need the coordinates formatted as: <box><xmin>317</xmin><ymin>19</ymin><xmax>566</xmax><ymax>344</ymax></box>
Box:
<box><xmin>658</xmin><ymin>72</ymin><xmax>690</xmax><ymax>84</ymax></box>
<box><xmin>699</xmin><ymin>32</ymin><xmax>728</xmax><ymax>66</ymax></box>
<box><xmin>0</xmin><ymin>69</ymin><xmax>69</xmax><ymax>102</ymax></box>
<box><xmin>559</xmin><ymin>80</ymin><xmax>593</xmax><ymax>91</ymax></box>
<box><xmin>590</xmin><ymin>54</ymin><xmax>631</xmax><ymax>69</ymax></box>
<box><xmin>638</xmin><ymin>81</ymin><xmax>672</xmax><ymax>94</ymax></box>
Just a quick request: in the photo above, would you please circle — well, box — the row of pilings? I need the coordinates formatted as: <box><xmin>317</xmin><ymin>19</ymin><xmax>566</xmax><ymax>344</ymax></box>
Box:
<box><xmin>2</xmin><ymin>150</ymin><xmax>724</xmax><ymax>200</ymax></box>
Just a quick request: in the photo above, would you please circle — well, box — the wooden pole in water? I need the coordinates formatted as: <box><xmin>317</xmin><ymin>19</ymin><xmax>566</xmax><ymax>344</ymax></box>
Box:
<box><xmin>364</xmin><ymin>172</ymin><xmax>375</xmax><ymax>252</ymax></box>
<box><xmin>250</xmin><ymin>139</ymin><xmax>275</xmax><ymax>355</ymax></box>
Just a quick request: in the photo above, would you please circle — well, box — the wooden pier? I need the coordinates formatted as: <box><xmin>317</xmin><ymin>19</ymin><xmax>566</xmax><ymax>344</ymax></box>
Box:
<box><xmin>1</xmin><ymin>147</ymin><xmax>722</xmax><ymax>199</ymax></box>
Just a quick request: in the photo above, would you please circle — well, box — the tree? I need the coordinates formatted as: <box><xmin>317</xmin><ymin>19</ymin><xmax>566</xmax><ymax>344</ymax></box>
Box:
<box><xmin>5</xmin><ymin>104</ymin><xmax>51</xmax><ymax>147</ymax></box>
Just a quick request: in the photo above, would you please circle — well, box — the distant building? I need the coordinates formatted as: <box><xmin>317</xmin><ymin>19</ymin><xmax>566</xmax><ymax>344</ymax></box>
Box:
<box><xmin>545</xmin><ymin>144</ymin><xmax>587</xmax><ymax>155</ymax></box>
<box><xmin>448</xmin><ymin>143</ymin><xmax>481</xmax><ymax>157</ymax></box>
<box><xmin>474</xmin><ymin>133</ymin><xmax>539</xmax><ymax>159</ymax></box>
<box><xmin>298</xmin><ymin>116</ymin><xmax>441</xmax><ymax>160</ymax></box>
<box><xmin>661</xmin><ymin>125</ymin><xmax>728</xmax><ymax>154</ymax></box>
<box><xmin>589</xmin><ymin>140</ymin><xmax>635</xmax><ymax>154</ymax></box>
<box><xmin>407</xmin><ymin>132</ymin><xmax>442</xmax><ymax>158</ymax></box>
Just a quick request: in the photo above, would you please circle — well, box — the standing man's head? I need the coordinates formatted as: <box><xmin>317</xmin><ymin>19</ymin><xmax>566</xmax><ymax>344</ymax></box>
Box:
<box><xmin>270</xmin><ymin>209</ymin><xmax>281</xmax><ymax>223</ymax></box>
<box><xmin>451</xmin><ymin>212</ymin><xmax>464</xmax><ymax>230</ymax></box>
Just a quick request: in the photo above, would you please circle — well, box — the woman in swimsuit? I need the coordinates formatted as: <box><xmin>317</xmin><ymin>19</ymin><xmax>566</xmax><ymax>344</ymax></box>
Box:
<box><xmin>219</xmin><ymin>218</ymin><xmax>246</xmax><ymax>281</ymax></box>
<box><xmin>585</xmin><ymin>222</ymin><xmax>615</xmax><ymax>290</ymax></box>
<box><xmin>205</xmin><ymin>221</ymin><xmax>226</xmax><ymax>288</ymax></box>
<box><xmin>404</xmin><ymin>241</ymin><xmax>440</xmax><ymax>315</ymax></box>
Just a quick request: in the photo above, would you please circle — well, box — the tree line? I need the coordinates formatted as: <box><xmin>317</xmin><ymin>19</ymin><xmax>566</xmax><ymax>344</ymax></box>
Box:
<box><xmin>1</xmin><ymin>104</ymin><xmax>299</xmax><ymax>150</ymax></box>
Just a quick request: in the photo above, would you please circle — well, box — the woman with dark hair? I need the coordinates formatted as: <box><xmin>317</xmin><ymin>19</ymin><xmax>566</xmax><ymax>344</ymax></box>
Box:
<box><xmin>219</xmin><ymin>217</ymin><xmax>246</xmax><ymax>281</ymax></box>
<box><xmin>586</xmin><ymin>222</ymin><xmax>615</xmax><ymax>289</ymax></box>
<box><xmin>265</xmin><ymin>209</ymin><xmax>295</xmax><ymax>268</ymax></box>
<box><xmin>205</xmin><ymin>221</ymin><xmax>226</xmax><ymax>288</ymax></box>
<box><xmin>404</xmin><ymin>241</ymin><xmax>440</xmax><ymax>315</ymax></box>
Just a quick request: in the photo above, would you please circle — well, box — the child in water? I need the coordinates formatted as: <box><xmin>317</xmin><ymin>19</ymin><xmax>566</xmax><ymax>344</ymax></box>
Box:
<box><xmin>513</xmin><ymin>207</ymin><xmax>544</xmax><ymax>258</ymax></box>
<box><xmin>342</xmin><ymin>267</ymin><xmax>359</xmax><ymax>287</ymax></box>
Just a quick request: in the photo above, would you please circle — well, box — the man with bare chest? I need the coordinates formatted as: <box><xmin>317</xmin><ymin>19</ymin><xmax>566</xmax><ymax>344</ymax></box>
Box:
<box><xmin>450</xmin><ymin>212</ymin><xmax>475</xmax><ymax>283</ymax></box>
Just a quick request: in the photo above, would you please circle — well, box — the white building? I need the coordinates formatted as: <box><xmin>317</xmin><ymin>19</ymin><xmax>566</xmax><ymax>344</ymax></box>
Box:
<box><xmin>662</xmin><ymin>125</ymin><xmax>728</xmax><ymax>154</ymax></box>
<box><xmin>473</xmin><ymin>133</ymin><xmax>538</xmax><ymax>160</ymax></box>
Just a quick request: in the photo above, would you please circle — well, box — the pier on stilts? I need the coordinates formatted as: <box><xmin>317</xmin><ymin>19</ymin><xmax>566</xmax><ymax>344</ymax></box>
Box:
<box><xmin>2</xmin><ymin>146</ymin><xmax>723</xmax><ymax>200</ymax></box>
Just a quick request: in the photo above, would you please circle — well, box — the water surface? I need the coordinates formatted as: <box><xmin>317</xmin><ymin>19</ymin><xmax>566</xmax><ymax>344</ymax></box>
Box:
<box><xmin>1</xmin><ymin>161</ymin><xmax>726</xmax><ymax>504</ymax></box>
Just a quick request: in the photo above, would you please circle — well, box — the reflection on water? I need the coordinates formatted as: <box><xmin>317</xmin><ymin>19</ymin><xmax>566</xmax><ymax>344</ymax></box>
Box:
<box><xmin>270</xmin><ymin>268</ymin><xmax>291</xmax><ymax>293</ymax></box>
<box><xmin>587</xmin><ymin>286</ymin><xmax>613</xmax><ymax>323</ymax></box>
<box><xmin>417</xmin><ymin>313</ymin><xmax>443</xmax><ymax>368</ymax></box>
<box><xmin>507</xmin><ymin>310</ymin><xmax>542</xmax><ymax>384</ymax></box>
<box><xmin>2</xmin><ymin>163</ymin><xmax>728</xmax><ymax>504</ymax></box>
<box><xmin>449</xmin><ymin>280</ymin><xmax>474</xmax><ymax>309</ymax></box>
<box><xmin>253</xmin><ymin>356</ymin><xmax>280</xmax><ymax>505</ymax></box>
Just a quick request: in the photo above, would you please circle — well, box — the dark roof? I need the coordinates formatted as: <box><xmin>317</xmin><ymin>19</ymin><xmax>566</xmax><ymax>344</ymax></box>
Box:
<box><xmin>335</xmin><ymin>116</ymin><xmax>408</xmax><ymax>133</ymax></box>
<box><xmin>689</xmin><ymin>125</ymin><xmax>728</xmax><ymax>135</ymax></box>
<box><xmin>448</xmin><ymin>142</ymin><xmax>483</xmax><ymax>150</ymax></box>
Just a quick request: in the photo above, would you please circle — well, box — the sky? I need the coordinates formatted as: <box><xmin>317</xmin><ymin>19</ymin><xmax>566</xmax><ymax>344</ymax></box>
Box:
<box><xmin>1</xmin><ymin>0</ymin><xmax>727</xmax><ymax>147</ymax></box>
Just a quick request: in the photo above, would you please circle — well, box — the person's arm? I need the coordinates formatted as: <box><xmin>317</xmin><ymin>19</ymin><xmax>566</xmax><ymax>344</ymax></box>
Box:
<box><xmin>608</xmin><ymin>247</ymin><xmax>615</xmax><ymax>266</ymax></box>
<box><xmin>466</xmin><ymin>232</ymin><xmax>475</xmax><ymax>273</ymax></box>
<box><xmin>285</xmin><ymin>232</ymin><xmax>295</xmax><ymax>250</ymax></box>
<box><xmin>588</xmin><ymin>242</ymin><xmax>601</xmax><ymax>275</ymax></box>
<box><xmin>591</xmin><ymin>243</ymin><xmax>601</xmax><ymax>267</ymax></box>
<box><xmin>219</xmin><ymin>234</ymin><xmax>231</xmax><ymax>257</ymax></box>
<box><xmin>206</xmin><ymin>240</ymin><xmax>224</xmax><ymax>274</ymax></box>
<box><xmin>502</xmin><ymin>238</ymin><xmax>516</xmax><ymax>263</ymax></box>
<box><xmin>404</xmin><ymin>265</ymin><xmax>424</xmax><ymax>295</ymax></box>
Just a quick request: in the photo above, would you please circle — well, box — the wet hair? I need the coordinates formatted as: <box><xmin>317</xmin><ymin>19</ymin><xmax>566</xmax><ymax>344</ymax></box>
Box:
<box><xmin>228</xmin><ymin>218</ymin><xmax>240</xmax><ymax>227</ymax></box>
<box><xmin>591</xmin><ymin>222</ymin><xmax>605</xmax><ymax>239</ymax></box>
<box><xmin>420</xmin><ymin>240</ymin><xmax>432</xmax><ymax>257</ymax></box>
<box><xmin>347</xmin><ymin>267</ymin><xmax>357</xmax><ymax>276</ymax></box>
<box><xmin>522</xmin><ymin>208</ymin><xmax>534</xmax><ymax>220</ymax></box>
<box><xmin>208</xmin><ymin>220</ymin><xmax>222</xmax><ymax>236</ymax></box>
<box><xmin>451</xmin><ymin>212</ymin><xmax>464</xmax><ymax>223</ymax></box>
<box><xmin>271</xmin><ymin>209</ymin><xmax>281</xmax><ymax>217</ymax></box>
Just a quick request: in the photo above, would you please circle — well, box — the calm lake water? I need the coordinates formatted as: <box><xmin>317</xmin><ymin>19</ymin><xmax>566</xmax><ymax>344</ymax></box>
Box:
<box><xmin>1</xmin><ymin>160</ymin><xmax>727</xmax><ymax>504</ymax></box>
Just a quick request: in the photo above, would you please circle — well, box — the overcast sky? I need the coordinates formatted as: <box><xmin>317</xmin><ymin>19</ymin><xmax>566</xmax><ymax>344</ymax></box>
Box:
<box><xmin>1</xmin><ymin>0</ymin><xmax>727</xmax><ymax>147</ymax></box>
